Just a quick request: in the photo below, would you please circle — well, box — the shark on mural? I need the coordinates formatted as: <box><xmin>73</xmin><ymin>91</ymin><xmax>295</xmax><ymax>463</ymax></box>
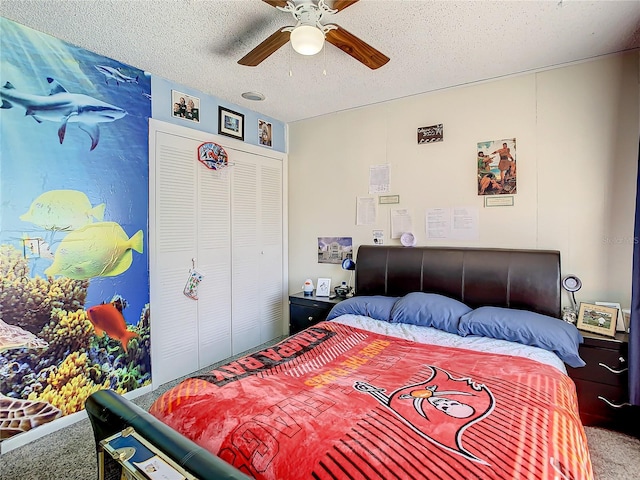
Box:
<box><xmin>0</xmin><ymin>77</ymin><xmax>127</xmax><ymax>151</ymax></box>
<box><xmin>94</xmin><ymin>65</ymin><xmax>139</xmax><ymax>86</ymax></box>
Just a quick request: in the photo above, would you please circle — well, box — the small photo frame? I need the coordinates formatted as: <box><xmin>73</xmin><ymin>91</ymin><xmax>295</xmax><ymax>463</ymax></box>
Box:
<box><xmin>258</xmin><ymin>119</ymin><xmax>272</xmax><ymax>147</ymax></box>
<box><xmin>595</xmin><ymin>301</ymin><xmax>627</xmax><ymax>332</ymax></box>
<box><xmin>577</xmin><ymin>302</ymin><xmax>618</xmax><ymax>337</ymax></box>
<box><xmin>484</xmin><ymin>196</ymin><xmax>514</xmax><ymax>207</ymax></box>
<box><xmin>316</xmin><ymin>278</ymin><xmax>331</xmax><ymax>297</ymax></box>
<box><xmin>218</xmin><ymin>106</ymin><xmax>244</xmax><ymax>141</ymax></box>
<box><xmin>172</xmin><ymin>90</ymin><xmax>200</xmax><ymax>123</ymax></box>
<box><xmin>379</xmin><ymin>195</ymin><xmax>400</xmax><ymax>205</ymax></box>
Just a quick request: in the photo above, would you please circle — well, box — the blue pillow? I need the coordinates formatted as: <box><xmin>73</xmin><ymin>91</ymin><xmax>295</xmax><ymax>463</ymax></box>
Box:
<box><xmin>389</xmin><ymin>292</ymin><xmax>472</xmax><ymax>334</ymax></box>
<box><xmin>326</xmin><ymin>295</ymin><xmax>398</xmax><ymax>322</ymax></box>
<box><xmin>458</xmin><ymin>306</ymin><xmax>585</xmax><ymax>368</ymax></box>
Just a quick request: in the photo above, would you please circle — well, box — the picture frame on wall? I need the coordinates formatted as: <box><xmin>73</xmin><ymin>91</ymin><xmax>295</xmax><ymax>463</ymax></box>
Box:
<box><xmin>576</xmin><ymin>302</ymin><xmax>618</xmax><ymax>337</ymax></box>
<box><xmin>218</xmin><ymin>106</ymin><xmax>244</xmax><ymax>141</ymax></box>
<box><xmin>171</xmin><ymin>90</ymin><xmax>200</xmax><ymax>123</ymax></box>
<box><xmin>258</xmin><ymin>119</ymin><xmax>272</xmax><ymax>147</ymax></box>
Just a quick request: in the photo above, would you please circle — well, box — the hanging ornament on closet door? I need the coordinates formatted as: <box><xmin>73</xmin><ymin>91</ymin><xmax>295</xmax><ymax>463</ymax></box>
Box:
<box><xmin>184</xmin><ymin>259</ymin><xmax>205</xmax><ymax>300</ymax></box>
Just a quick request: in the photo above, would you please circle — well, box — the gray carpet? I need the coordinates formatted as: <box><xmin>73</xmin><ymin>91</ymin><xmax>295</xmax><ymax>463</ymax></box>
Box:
<box><xmin>2</xmin><ymin>338</ymin><xmax>639</xmax><ymax>479</ymax></box>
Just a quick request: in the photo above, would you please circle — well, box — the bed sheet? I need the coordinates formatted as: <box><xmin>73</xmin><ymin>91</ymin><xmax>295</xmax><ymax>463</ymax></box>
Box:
<box><xmin>330</xmin><ymin>313</ymin><xmax>568</xmax><ymax>374</ymax></box>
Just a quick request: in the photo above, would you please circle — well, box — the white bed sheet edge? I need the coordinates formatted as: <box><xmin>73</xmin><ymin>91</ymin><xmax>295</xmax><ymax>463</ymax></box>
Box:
<box><xmin>330</xmin><ymin>314</ymin><xmax>568</xmax><ymax>374</ymax></box>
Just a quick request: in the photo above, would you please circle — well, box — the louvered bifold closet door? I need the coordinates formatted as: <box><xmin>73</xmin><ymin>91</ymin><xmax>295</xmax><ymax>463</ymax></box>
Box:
<box><xmin>196</xmin><ymin>154</ymin><xmax>232</xmax><ymax>368</ymax></box>
<box><xmin>231</xmin><ymin>153</ymin><xmax>283</xmax><ymax>354</ymax></box>
<box><xmin>152</xmin><ymin>131</ymin><xmax>199</xmax><ymax>386</ymax></box>
<box><xmin>259</xmin><ymin>160</ymin><xmax>284</xmax><ymax>343</ymax></box>
<box><xmin>151</xmin><ymin>127</ymin><xmax>232</xmax><ymax>387</ymax></box>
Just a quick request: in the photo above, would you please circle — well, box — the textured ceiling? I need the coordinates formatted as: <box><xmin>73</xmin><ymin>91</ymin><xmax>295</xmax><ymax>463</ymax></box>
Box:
<box><xmin>1</xmin><ymin>0</ymin><xmax>639</xmax><ymax>123</ymax></box>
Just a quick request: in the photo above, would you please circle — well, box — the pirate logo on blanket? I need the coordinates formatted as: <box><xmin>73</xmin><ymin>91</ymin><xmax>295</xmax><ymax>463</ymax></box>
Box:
<box><xmin>355</xmin><ymin>366</ymin><xmax>495</xmax><ymax>464</ymax></box>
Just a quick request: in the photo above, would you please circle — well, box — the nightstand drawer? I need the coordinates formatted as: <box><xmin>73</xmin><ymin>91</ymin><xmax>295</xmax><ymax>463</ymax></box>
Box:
<box><xmin>567</xmin><ymin>347</ymin><xmax>628</xmax><ymax>386</ymax></box>
<box><xmin>289</xmin><ymin>292</ymin><xmax>344</xmax><ymax>336</ymax></box>
<box><xmin>567</xmin><ymin>331</ymin><xmax>636</xmax><ymax>435</ymax></box>
<box><xmin>289</xmin><ymin>304</ymin><xmax>332</xmax><ymax>334</ymax></box>
<box><xmin>572</xmin><ymin>378</ymin><xmax>631</xmax><ymax>425</ymax></box>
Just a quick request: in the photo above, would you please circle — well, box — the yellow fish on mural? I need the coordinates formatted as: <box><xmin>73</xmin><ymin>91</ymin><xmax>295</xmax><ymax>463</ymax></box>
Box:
<box><xmin>44</xmin><ymin>222</ymin><xmax>143</xmax><ymax>280</ymax></box>
<box><xmin>20</xmin><ymin>189</ymin><xmax>105</xmax><ymax>231</ymax></box>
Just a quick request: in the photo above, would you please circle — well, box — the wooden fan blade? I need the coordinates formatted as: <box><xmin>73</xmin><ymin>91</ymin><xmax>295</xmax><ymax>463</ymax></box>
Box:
<box><xmin>331</xmin><ymin>0</ymin><xmax>360</xmax><ymax>12</ymax></box>
<box><xmin>238</xmin><ymin>29</ymin><xmax>291</xmax><ymax>66</ymax></box>
<box><xmin>325</xmin><ymin>26</ymin><xmax>389</xmax><ymax>70</ymax></box>
<box><xmin>262</xmin><ymin>0</ymin><xmax>289</xmax><ymax>7</ymax></box>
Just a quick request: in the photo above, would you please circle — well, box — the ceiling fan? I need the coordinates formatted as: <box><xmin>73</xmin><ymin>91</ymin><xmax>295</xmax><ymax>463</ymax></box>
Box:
<box><xmin>238</xmin><ymin>0</ymin><xmax>390</xmax><ymax>70</ymax></box>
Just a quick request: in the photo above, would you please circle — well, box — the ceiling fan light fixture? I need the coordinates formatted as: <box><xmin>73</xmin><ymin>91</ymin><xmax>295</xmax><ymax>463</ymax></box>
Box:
<box><xmin>290</xmin><ymin>25</ymin><xmax>324</xmax><ymax>56</ymax></box>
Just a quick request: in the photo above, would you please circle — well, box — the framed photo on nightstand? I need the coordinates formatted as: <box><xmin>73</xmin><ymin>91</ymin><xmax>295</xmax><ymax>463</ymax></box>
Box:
<box><xmin>595</xmin><ymin>301</ymin><xmax>627</xmax><ymax>332</ymax></box>
<box><xmin>316</xmin><ymin>278</ymin><xmax>331</xmax><ymax>297</ymax></box>
<box><xmin>576</xmin><ymin>302</ymin><xmax>618</xmax><ymax>337</ymax></box>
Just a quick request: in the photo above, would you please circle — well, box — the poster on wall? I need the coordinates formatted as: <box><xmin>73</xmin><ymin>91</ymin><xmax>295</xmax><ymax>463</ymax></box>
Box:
<box><xmin>0</xmin><ymin>18</ymin><xmax>151</xmax><ymax>444</ymax></box>
<box><xmin>317</xmin><ymin>237</ymin><xmax>353</xmax><ymax>264</ymax></box>
<box><xmin>476</xmin><ymin>138</ymin><xmax>517</xmax><ymax>195</ymax></box>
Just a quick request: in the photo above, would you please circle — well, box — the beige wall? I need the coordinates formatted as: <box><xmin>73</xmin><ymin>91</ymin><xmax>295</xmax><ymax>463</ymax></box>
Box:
<box><xmin>288</xmin><ymin>52</ymin><xmax>639</xmax><ymax>311</ymax></box>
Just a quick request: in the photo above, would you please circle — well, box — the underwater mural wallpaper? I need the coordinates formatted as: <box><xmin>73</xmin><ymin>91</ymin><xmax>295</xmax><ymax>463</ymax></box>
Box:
<box><xmin>0</xmin><ymin>18</ymin><xmax>151</xmax><ymax>441</ymax></box>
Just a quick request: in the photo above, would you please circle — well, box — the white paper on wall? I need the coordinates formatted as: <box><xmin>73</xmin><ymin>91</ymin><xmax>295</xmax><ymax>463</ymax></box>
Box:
<box><xmin>391</xmin><ymin>209</ymin><xmax>412</xmax><ymax>239</ymax></box>
<box><xmin>426</xmin><ymin>208</ymin><xmax>449</xmax><ymax>239</ymax></box>
<box><xmin>426</xmin><ymin>207</ymin><xmax>479</xmax><ymax>240</ymax></box>
<box><xmin>356</xmin><ymin>197</ymin><xmax>377</xmax><ymax>225</ymax></box>
<box><xmin>369</xmin><ymin>165</ymin><xmax>390</xmax><ymax>194</ymax></box>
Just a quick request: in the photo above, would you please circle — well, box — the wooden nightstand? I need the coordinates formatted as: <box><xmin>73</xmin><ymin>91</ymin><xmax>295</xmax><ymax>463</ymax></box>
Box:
<box><xmin>567</xmin><ymin>331</ymin><xmax>639</xmax><ymax>435</ymax></box>
<box><xmin>289</xmin><ymin>292</ymin><xmax>344</xmax><ymax>335</ymax></box>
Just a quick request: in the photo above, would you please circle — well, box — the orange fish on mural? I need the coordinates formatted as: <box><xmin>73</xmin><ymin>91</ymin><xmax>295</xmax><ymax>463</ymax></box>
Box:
<box><xmin>86</xmin><ymin>302</ymin><xmax>138</xmax><ymax>353</ymax></box>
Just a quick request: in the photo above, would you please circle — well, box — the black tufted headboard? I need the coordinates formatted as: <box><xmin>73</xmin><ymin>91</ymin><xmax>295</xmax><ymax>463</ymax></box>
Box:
<box><xmin>354</xmin><ymin>245</ymin><xmax>561</xmax><ymax>318</ymax></box>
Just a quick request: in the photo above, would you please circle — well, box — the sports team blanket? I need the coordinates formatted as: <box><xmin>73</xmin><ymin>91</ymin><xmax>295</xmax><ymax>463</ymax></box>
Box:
<box><xmin>150</xmin><ymin>322</ymin><xmax>593</xmax><ymax>480</ymax></box>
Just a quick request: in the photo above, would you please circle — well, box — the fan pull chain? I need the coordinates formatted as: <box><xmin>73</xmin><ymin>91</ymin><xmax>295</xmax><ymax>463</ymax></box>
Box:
<box><xmin>289</xmin><ymin>43</ymin><xmax>293</xmax><ymax>77</ymax></box>
<box><xmin>323</xmin><ymin>44</ymin><xmax>327</xmax><ymax>76</ymax></box>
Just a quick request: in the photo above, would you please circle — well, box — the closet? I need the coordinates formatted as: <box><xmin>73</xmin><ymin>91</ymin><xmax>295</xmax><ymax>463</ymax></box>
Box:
<box><xmin>149</xmin><ymin>119</ymin><xmax>287</xmax><ymax>387</ymax></box>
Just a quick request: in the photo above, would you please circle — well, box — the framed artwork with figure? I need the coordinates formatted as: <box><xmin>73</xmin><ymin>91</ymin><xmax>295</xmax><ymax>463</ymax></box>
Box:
<box><xmin>172</xmin><ymin>90</ymin><xmax>199</xmax><ymax>122</ymax></box>
<box><xmin>316</xmin><ymin>278</ymin><xmax>331</xmax><ymax>297</ymax></box>
<box><xmin>576</xmin><ymin>302</ymin><xmax>618</xmax><ymax>337</ymax></box>
<box><xmin>218</xmin><ymin>106</ymin><xmax>244</xmax><ymax>140</ymax></box>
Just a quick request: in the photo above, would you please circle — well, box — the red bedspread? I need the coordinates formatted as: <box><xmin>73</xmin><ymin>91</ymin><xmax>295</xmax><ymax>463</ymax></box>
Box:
<box><xmin>150</xmin><ymin>322</ymin><xmax>592</xmax><ymax>480</ymax></box>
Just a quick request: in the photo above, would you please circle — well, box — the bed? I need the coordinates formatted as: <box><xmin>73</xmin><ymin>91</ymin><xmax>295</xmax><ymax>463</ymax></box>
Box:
<box><xmin>142</xmin><ymin>245</ymin><xmax>592</xmax><ymax>480</ymax></box>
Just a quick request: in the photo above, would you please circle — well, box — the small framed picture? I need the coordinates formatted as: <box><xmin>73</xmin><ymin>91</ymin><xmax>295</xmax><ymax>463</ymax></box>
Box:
<box><xmin>379</xmin><ymin>195</ymin><xmax>400</xmax><ymax>205</ymax></box>
<box><xmin>484</xmin><ymin>196</ymin><xmax>514</xmax><ymax>207</ymax></box>
<box><xmin>577</xmin><ymin>302</ymin><xmax>618</xmax><ymax>337</ymax></box>
<box><xmin>171</xmin><ymin>90</ymin><xmax>200</xmax><ymax>123</ymax></box>
<box><xmin>595</xmin><ymin>301</ymin><xmax>627</xmax><ymax>332</ymax></box>
<box><xmin>316</xmin><ymin>278</ymin><xmax>331</xmax><ymax>297</ymax></box>
<box><xmin>258</xmin><ymin>119</ymin><xmax>272</xmax><ymax>147</ymax></box>
<box><xmin>218</xmin><ymin>106</ymin><xmax>244</xmax><ymax>141</ymax></box>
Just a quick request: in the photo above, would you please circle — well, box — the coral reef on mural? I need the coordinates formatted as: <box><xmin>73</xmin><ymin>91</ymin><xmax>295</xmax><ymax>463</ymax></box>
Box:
<box><xmin>0</xmin><ymin>246</ymin><xmax>151</xmax><ymax>437</ymax></box>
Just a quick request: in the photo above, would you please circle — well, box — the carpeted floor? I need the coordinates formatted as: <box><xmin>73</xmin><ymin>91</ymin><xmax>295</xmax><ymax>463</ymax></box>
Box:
<box><xmin>2</xmin><ymin>336</ymin><xmax>639</xmax><ymax>479</ymax></box>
